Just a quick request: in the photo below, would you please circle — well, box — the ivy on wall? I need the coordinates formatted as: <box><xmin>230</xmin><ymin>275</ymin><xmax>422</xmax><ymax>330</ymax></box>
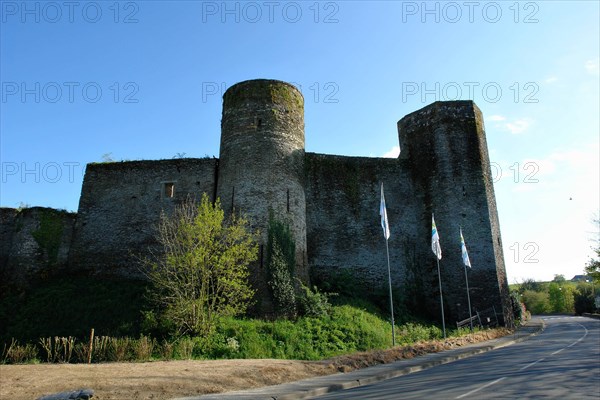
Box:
<box><xmin>266</xmin><ymin>212</ymin><xmax>297</xmax><ymax>318</ymax></box>
<box><xmin>31</xmin><ymin>210</ymin><xmax>65</xmax><ymax>266</ymax></box>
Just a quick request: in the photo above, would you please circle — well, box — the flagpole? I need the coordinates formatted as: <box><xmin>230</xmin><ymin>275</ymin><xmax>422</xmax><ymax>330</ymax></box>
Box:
<box><xmin>460</xmin><ymin>228</ymin><xmax>474</xmax><ymax>333</ymax></box>
<box><xmin>386</xmin><ymin>237</ymin><xmax>396</xmax><ymax>346</ymax></box>
<box><xmin>380</xmin><ymin>183</ymin><xmax>395</xmax><ymax>347</ymax></box>
<box><xmin>436</xmin><ymin>256</ymin><xmax>446</xmax><ymax>339</ymax></box>
<box><xmin>464</xmin><ymin>264</ymin><xmax>473</xmax><ymax>332</ymax></box>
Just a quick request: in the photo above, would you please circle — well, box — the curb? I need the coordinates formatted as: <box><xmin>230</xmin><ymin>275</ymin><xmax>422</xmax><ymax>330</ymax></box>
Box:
<box><xmin>175</xmin><ymin>319</ymin><xmax>545</xmax><ymax>400</ymax></box>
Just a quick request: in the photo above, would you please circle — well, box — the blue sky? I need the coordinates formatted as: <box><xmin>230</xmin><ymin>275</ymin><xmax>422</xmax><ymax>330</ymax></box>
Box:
<box><xmin>1</xmin><ymin>1</ymin><xmax>598</xmax><ymax>282</ymax></box>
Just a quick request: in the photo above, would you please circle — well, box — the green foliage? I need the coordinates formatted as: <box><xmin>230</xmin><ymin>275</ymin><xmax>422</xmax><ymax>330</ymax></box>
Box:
<box><xmin>585</xmin><ymin>247</ymin><xmax>600</xmax><ymax>283</ymax></box>
<box><xmin>1</xmin><ymin>302</ymin><xmax>483</xmax><ymax>364</ymax></box>
<box><xmin>548</xmin><ymin>282</ymin><xmax>575</xmax><ymax>313</ymax></box>
<box><xmin>144</xmin><ymin>194</ymin><xmax>257</xmax><ymax>336</ymax></box>
<box><xmin>267</xmin><ymin>242</ymin><xmax>297</xmax><ymax>318</ymax></box>
<box><xmin>311</xmin><ymin>269</ymin><xmax>417</xmax><ymax>325</ymax></box>
<box><xmin>516</xmin><ymin>278</ymin><xmax>544</xmax><ymax>293</ymax></box>
<box><xmin>266</xmin><ymin>214</ymin><xmax>297</xmax><ymax>318</ymax></box>
<box><xmin>574</xmin><ymin>282</ymin><xmax>596</xmax><ymax>314</ymax></box>
<box><xmin>509</xmin><ymin>291</ymin><xmax>527</xmax><ymax>324</ymax></box>
<box><xmin>205</xmin><ymin>305</ymin><xmax>392</xmax><ymax>360</ymax></box>
<box><xmin>396</xmin><ymin>323</ymin><xmax>443</xmax><ymax>345</ymax></box>
<box><xmin>521</xmin><ymin>290</ymin><xmax>550</xmax><ymax>314</ymax></box>
<box><xmin>0</xmin><ymin>276</ymin><xmax>150</xmax><ymax>343</ymax></box>
<box><xmin>297</xmin><ymin>283</ymin><xmax>333</xmax><ymax>318</ymax></box>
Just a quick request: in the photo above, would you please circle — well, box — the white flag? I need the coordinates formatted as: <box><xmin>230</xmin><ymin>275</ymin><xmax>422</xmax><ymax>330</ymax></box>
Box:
<box><xmin>432</xmin><ymin>214</ymin><xmax>442</xmax><ymax>259</ymax></box>
<box><xmin>460</xmin><ymin>229</ymin><xmax>471</xmax><ymax>268</ymax></box>
<box><xmin>380</xmin><ymin>183</ymin><xmax>390</xmax><ymax>240</ymax></box>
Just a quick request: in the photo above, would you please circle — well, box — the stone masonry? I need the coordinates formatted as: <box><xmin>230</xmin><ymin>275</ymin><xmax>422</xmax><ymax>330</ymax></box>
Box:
<box><xmin>0</xmin><ymin>79</ymin><xmax>512</xmax><ymax>326</ymax></box>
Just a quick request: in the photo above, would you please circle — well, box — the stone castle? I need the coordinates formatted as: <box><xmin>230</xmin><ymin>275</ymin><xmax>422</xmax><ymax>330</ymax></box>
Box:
<box><xmin>0</xmin><ymin>79</ymin><xmax>512</xmax><ymax>326</ymax></box>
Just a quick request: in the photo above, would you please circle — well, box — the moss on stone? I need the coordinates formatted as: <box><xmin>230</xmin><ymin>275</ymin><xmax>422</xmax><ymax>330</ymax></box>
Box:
<box><xmin>269</xmin><ymin>83</ymin><xmax>303</xmax><ymax>110</ymax></box>
<box><xmin>31</xmin><ymin>210</ymin><xmax>64</xmax><ymax>266</ymax></box>
<box><xmin>223</xmin><ymin>80</ymin><xmax>303</xmax><ymax>111</ymax></box>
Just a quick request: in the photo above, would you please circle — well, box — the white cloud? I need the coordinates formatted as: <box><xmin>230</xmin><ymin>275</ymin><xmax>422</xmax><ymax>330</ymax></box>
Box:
<box><xmin>544</xmin><ymin>76</ymin><xmax>558</xmax><ymax>84</ymax></box>
<box><xmin>487</xmin><ymin>115</ymin><xmax>533</xmax><ymax>135</ymax></box>
<box><xmin>382</xmin><ymin>145</ymin><xmax>400</xmax><ymax>158</ymax></box>
<box><xmin>505</xmin><ymin>119</ymin><xmax>531</xmax><ymax>135</ymax></box>
<box><xmin>585</xmin><ymin>58</ymin><xmax>599</xmax><ymax>75</ymax></box>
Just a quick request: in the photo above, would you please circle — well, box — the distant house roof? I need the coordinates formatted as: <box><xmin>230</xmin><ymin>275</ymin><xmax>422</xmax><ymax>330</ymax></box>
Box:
<box><xmin>571</xmin><ymin>274</ymin><xmax>590</xmax><ymax>282</ymax></box>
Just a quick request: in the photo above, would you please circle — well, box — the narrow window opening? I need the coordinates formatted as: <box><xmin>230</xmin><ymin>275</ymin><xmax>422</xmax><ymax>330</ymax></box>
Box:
<box><xmin>287</xmin><ymin>189</ymin><xmax>290</xmax><ymax>213</ymax></box>
<box><xmin>164</xmin><ymin>182</ymin><xmax>175</xmax><ymax>198</ymax></box>
<box><xmin>231</xmin><ymin>187</ymin><xmax>235</xmax><ymax>213</ymax></box>
<box><xmin>260</xmin><ymin>244</ymin><xmax>264</xmax><ymax>268</ymax></box>
<box><xmin>257</xmin><ymin>118</ymin><xmax>262</xmax><ymax>128</ymax></box>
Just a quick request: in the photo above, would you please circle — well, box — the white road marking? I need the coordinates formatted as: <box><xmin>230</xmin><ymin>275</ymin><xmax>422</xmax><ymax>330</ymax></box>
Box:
<box><xmin>519</xmin><ymin>358</ymin><xmax>545</xmax><ymax>371</ymax></box>
<box><xmin>551</xmin><ymin>322</ymin><xmax>588</xmax><ymax>355</ymax></box>
<box><xmin>454</xmin><ymin>377</ymin><xmax>507</xmax><ymax>399</ymax></box>
<box><xmin>456</xmin><ymin>318</ymin><xmax>591</xmax><ymax>399</ymax></box>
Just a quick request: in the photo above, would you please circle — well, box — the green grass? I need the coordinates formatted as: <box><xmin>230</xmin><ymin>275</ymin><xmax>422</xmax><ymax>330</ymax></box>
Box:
<box><xmin>1</xmin><ymin>275</ymin><xmax>452</xmax><ymax>364</ymax></box>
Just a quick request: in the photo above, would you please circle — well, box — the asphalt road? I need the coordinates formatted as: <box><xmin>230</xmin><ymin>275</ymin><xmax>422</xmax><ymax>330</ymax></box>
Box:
<box><xmin>312</xmin><ymin>316</ymin><xmax>600</xmax><ymax>399</ymax></box>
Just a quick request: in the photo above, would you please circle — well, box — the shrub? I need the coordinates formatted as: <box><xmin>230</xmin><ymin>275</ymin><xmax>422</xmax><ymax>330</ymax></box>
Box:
<box><xmin>1</xmin><ymin>339</ymin><xmax>38</xmax><ymax>364</ymax></box>
<box><xmin>297</xmin><ymin>283</ymin><xmax>333</xmax><ymax>318</ymax></box>
<box><xmin>174</xmin><ymin>337</ymin><xmax>195</xmax><ymax>360</ymax></box>
<box><xmin>158</xmin><ymin>339</ymin><xmax>174</xmax><ymax>360</ymax></box>
<box><xmin>521</xmin><ymin>290</ymin><xmax>550</xmax><ymax>314</ymax></box>
<box><xmin>39</xmin><ymin>336</ymin><xmax>76</xmax><ymax>363</ymax></box>
<box><xmin>143</xmin><ymin>194</ymin><xmax>257</xmax><ymax>336</ymax></box>
<box><xmin>574</xmin><ymin>283</ymin><xmax>596</xmax><ymax>314</ymax></box>
<box><xmin>132</xmin><ymin>336</ymin><xmax>155</xmax><ymax>361</ymax></box>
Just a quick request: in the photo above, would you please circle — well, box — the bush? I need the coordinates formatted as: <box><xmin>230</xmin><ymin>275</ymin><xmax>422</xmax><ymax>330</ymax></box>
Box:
<box><xmin>297</xmin><ymin>283</ymin><xmax>333</xmax><ymax>318</ymax></box>
<box><xmin>1</xmin><ymin>339</ymin><xmax>38</xmax><ymax>364</ymax></box>
<box><xmin>574</xmin><ymin>283</ymin><xmax>596</xmax><ymax>314</ymax></box>
<box><xmin>39</xmin><ymin>336</ymin><xmax>76</xmax><ymax>363</ymax></box>
<box><xmin>143</xmin><ymin>194</ymin><xmax>257</xmax><ymax>336</ymax></box>
<box><xmin>521</xmin><ymin>290</ymin><xmax>550</xmax><ymax>314</ymax></box>
<box><xmin>0</xmin><ymin>276</ymin><xmax>150</xmax><ymax>343</ymax></box>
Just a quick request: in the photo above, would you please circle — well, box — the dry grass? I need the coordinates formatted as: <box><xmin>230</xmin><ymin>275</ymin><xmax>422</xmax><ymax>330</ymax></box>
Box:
<box><xmin>322</xmin><ymin>328</ymin><xmax>511</xmax><ymax>372</ymax></box>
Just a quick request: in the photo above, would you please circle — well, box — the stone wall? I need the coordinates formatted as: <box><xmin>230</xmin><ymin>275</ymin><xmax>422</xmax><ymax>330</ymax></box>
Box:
<box><xmin>68</xmin><ymin>158</ymin><xmax>218</xmax><ymax>277</ymax></box>
<box><xmin>216</xmin><ymin>80</ymin><xmax>307</xmax><ymax>313</ymax></box>
<box><xmin>398</xmin><ymin>101</ymin><xmax>512</xmax><ymax>325</ymax></box>
<box><xmin>0</xmin><ymin>207</ymin><xmax>75</xmax><ymax>287</ymax></box>
<box><xmin>305</xmin><ymin>154</ymin><xmax>420</xmax><ymax>292</ymax></box>
<box><xmin>0</xmin><ymin>81</ymin><xmax>512</xmax><ymax>326</ymax></box>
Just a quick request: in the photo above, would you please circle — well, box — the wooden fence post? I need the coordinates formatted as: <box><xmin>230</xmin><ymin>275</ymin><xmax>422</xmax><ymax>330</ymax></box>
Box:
<box><xmin>88</xmin><ymin>328</ymin><xmax>94</xmax><ymax>364</ymax></box>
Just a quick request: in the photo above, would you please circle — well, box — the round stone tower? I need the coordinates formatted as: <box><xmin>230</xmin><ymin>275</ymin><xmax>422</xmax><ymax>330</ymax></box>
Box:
<box><xmin>216</xmin><ymin>79</ymin><xmax>308</xmax><ymax>312</ymax></box>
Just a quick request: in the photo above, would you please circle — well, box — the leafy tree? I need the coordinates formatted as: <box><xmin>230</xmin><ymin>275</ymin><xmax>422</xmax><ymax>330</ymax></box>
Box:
<box><xmin>585</xmin><ymin>247</ymin><xmax>600</xmax><ymax>283</ymax></box>
<box><xmin>585</xmin><ymin>216</ymin><xmax>600</xmax><ymax>283</ymax></box>
<box><xmin>521</xmin><ymin>290</ymin><xmax>550</xmax><ymax>314</ymax></box>
<box><xmin>548</xmin><ymin>282</ymin><xmax>575</xmax><ymax>314</ymax></box>
<box><xmin>574</xmin><ymin>282</ymin><xmax>595</xmax><ymax>314</ymax></box>
<box><xmin>518</xmin><ymin>278</ymin><xmax>544</xmax><ymax>293</ymax></box>
<box><xmin>143</xmin><ymin>194</ymin><xmax>257</xmax><ymax>336</ymax></box>
<box><xmin>552</xmin><ymin>274</ymin><xmax>566</xmax><ymax>283</ymax></box>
